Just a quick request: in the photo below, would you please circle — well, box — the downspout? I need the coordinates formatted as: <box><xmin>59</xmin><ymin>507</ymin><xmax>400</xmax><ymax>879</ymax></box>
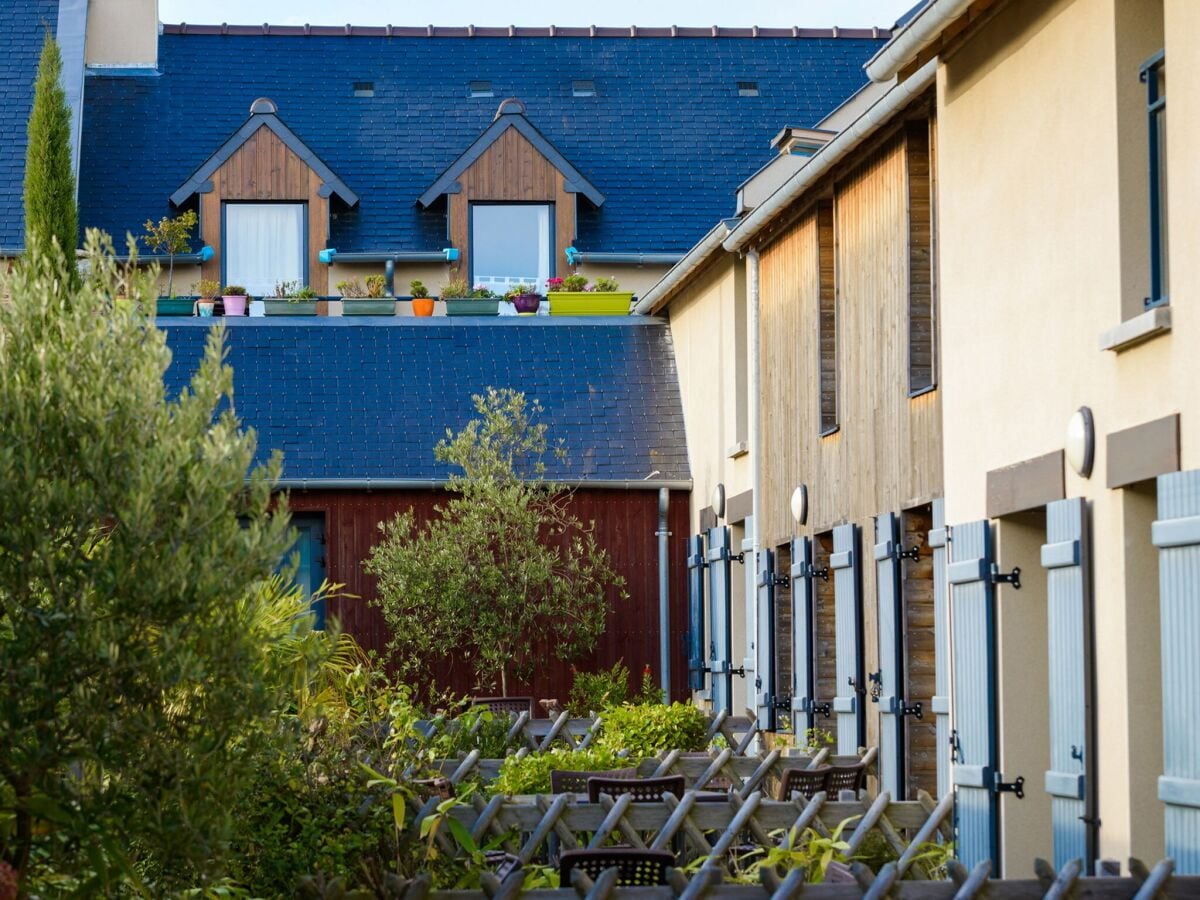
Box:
<box><xmin>747</xmin><ymin>247</ymin><xmax>761</xmax><ymax>623</ymax></box>
<box><xmin>658</xmin><ymin>487</ymin><xmax>671</xmax><ymax>701</ymax></box>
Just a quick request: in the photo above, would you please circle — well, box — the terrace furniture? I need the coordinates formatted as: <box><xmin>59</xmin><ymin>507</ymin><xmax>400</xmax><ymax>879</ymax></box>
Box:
<box><xmin>472</xmin><ymin>696</ymin><xmax>535</xmax><ymax>717</ymax></box>
<box><xmin>558</xmin><ymin>848</ymin><xmax>674</xmax><ymax>886</ymax></box>
<box><xmin>776</xmin><ymin>765</ymin><xmax>833</xmax><ymax>801</ymax></box>
<box><xmin>827</xmin><ymin>761</ymin><xmax>868</xmax><ymax>798</ymax></box>
<box><xmin>484</xmin><ymin>851</ymin><xmax>522</xmax><ymax>880</ymax></box>
<box><xmin>587</xmin><ymin>774</ymin><xmax>686</xmax><ymax>803</ymax></box>
<box><xmin>550</xmin><ymin>767</ymin><xmax>638</xmax><ymax>794</ymax></box>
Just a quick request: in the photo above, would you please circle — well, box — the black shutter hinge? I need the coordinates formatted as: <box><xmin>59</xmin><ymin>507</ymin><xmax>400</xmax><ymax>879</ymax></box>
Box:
<box><xmin>759</xmin><ymin>571</ymin><xmax>790</xmax><ymax>588</ymax></box>
<box><xmin>868</xmin><ymin>670</ymin><xmax>882</xmax><ymax>703</ymax></box>
<box><xmin>730</xmin><ymin>666</ymin><xmax>747</xmax><ymax>679</ymax></box>
<box><xmin>994</xmin><ymin>774</ymin><xmax>1025</xmax><ymax>800</ymax></box>
<box><xmin>771</xmin><ymin>694</ymin><xmax>792</xmax><ymax>712</ymax></box>
<box><xmin>802</xmin><ymin>563</ymin><xmax>830</xmax><ymax>581</ymax></box>
<box><xmin>901</xmin><ymin>702</ymin><xmax>924</xmax><ymax>720</ymax></box>
<box><xmin>896</xmin><ymin>545</ymin><xmax>920</xmax><ymax>562</ymax></box>
<box><xmin>991</xmin><ymin>564</ymin><xmax>1022</xmax><ymax>589</ymax></box>
<box><xmin>811</xmin><ymin>701</ymin><xmax>832</xmax><ymax>718</ymax></box>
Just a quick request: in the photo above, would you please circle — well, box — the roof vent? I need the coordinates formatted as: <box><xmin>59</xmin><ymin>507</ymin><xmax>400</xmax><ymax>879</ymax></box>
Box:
<box><xmin>469</xmin><ymin>80</ymin><xmax>493</xmax><ymax>98</ymax></box>
<box><xmin>353</xmin><ymin>81</ymin><xmax>375</xmax><ymax>97</ymax></box>
<box><xmin>572</xmin><ymin>80</ymin><xmax>596</xmax><ymax>98</ymax></box>
<box><xmin>249</xmin><ymin>97</ymin><xmax>278</xmax><ymax>115</ymax></box>
<box><xmin>737</xmin><ymin>81</ymin><xmax>759</xmax><ymax>97</ymax></box>
<box><xmin>494</xmin><ymin>97</ymin><xmax>526</xmax><ymax>119</ymax></box>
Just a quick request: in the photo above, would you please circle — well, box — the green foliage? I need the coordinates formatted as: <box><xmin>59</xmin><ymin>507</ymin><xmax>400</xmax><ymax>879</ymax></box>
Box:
<box><xmin>567</xmin><ymin>660</ymin><xmax>631</xmax><ymax>715</ymax></box>
<box><xmin>440</xmin><ymin>278</ymin><xmax>470</xmax><ymax>299</ymax></box>
<box><xmin>366</xmin><ymin>388</ymin><xmax>625</xmax><ymax>693</ymax></box>
<box><xmin>365</xmin><ymin>275</ymin><xmax>387</xmax><ymax>298</ymax></box>
<box><xmin>23</xmin><ymin>33</ymin><xmax>77</xmax><ymax>284</ymax></box>
<box><xmin>142</xmin><ymin>209</ymin><xmax>198</xmax><ymax>297</ymax></box>
<box><xmin>409</xmin><ymin>279</ymin><xmax>429</xmax><ymax>298</ymax></box>
<box><xmin>595</xmin><ymin>702</ymin><xmax>708</xmax><ymax>757</ymax></box>
<box><xmin>221</xmin><ymin>284</ymin><xmax>247</xmax><ymax>296</ymax></box>
<box><xmin>593</xmin><ymin>275</ymin><xmax>621</xmax><ymax>292</ymax></box>
<box><xmin>502</xmin><ymin>283</ymin><xmax>537</xmax><ymax>300</ymax></box>
<box><xmin>489</xmin><ymin>747</ymin><xmax>628</xmax><ymax>796</ymax></box>
<box><xmin>195</xmin><ymin>279</ymin><xmax>222</xmax><ymax>299</ymax></box>
<box><xmin>336</xmin><ymin>278</ymin><xmax>369</xmax><ymax>298</ymax></box>
<box><xmin>0</xmin><ymin>231</ymin><xmax>295</xmax><ymax>891</ymax></box>
<box><xmin>274</xmin><ymin>281</ymin><xmax>319</xmax><ymax>301</ymax></box>
<box><xmin>560</xmin><ymin>274</ymin><xmax>589</xmax><ymax>292</ymax></box>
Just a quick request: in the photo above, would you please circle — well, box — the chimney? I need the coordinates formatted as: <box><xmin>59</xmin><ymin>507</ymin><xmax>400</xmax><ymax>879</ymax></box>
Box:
<box><xmin>85</xmin><ymin>0</ymin><xmax>159</xmax><ymax>69</ymax></box>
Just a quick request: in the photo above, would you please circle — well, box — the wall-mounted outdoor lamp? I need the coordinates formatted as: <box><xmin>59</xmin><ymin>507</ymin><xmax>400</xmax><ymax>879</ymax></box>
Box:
<box><xmin>790</xmin><ymin>484</ymin><xmax>808</xmax><ymax>525</ymax></box>
<box><xmin>711</xmin><ymin>482</ymin><xmax>726</xmax><ymax>520</ymax></box>
<box><xmin>1065</xmin><ymin>406</ymin><xmax>1095</xmax><ymax>478</ymax></box>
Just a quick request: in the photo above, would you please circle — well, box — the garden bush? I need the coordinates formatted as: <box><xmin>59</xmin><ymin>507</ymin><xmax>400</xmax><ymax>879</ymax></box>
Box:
<box><xmin>490</xmin><ymin>747</ymin><xmax>629</xmax><ymax>796</ymax></box>
<box><xmin>596</xmin><ymin>702</ymin><xmax>709</xmax><ymax>757</ymax></box>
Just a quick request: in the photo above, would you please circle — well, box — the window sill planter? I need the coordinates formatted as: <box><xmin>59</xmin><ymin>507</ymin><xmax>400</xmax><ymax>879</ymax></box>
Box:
<box><xmin>155</xmin><ymin>297</ymin><xmax>196</xmax><ymax>316</ymax></box>
<box><xmin>445</xmin><ymin>299</ymin><xmax>500</xmax><ymax>317</ymax></box>
<box><xmin>547</xmin><ymin>291</ymin><xmax>633</xmax><ymax>316</ymax></box>
<box><xmin>341</xmin><ymin>299</ymin><xmax>396</xmax><ymax>316</ymax></box>
<box><xmin>264</xmin><ymin>299</ymin><xmax>319</xmax><ymax>316</ymax></box>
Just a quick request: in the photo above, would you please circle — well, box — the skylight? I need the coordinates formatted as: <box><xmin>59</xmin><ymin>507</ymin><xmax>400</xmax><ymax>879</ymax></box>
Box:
<box><xmin>469</xmin><ymin>80</ymin><xmax>494</xmax><ymax>98</ymax></box>
<box><xmin>353</xmin><ymin>81</ymin><xmax>375</xmax><ymax>97</ymax></box>
<box><xmin>572</xmin><ymin>80</ymin><xmax>596</xmax><ymax>98</ymax></box>
<box><xmin>737</xmin><ymin>81</ymin><xmax>760</xmax><ymax>97</ymax></box>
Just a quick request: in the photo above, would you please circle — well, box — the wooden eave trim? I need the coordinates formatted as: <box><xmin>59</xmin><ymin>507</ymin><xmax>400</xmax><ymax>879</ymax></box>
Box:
<box><xmin>897</xmin><ymin>0</ymin><xmax>1008</xmax><ymax>81</ymax></box>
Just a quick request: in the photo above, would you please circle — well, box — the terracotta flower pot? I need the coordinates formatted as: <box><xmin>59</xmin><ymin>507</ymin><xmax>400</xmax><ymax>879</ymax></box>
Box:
<box><xmin>411</xmin><ymin>298</ymin><xmax>435</xmax><ymax>317</ymax></box>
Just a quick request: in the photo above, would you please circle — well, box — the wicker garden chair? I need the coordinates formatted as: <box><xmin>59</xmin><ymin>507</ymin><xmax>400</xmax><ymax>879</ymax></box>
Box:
<box><xmin>550</xmin><ymin>767</ymin><xmax>638</xmax><ymax>794</ymax></box>
<box><xmin>471</xmin><ymin>696</ymin><xmax>535</xmax><ymax>717</ymax></box>
<box><xmin>776</xmin><ymin>765</ymin><xmax>832</xmax><ymax>801</ymax></box>
<box><xmin>586</xmin><ymin>775</ymin><xmax>686</xmax><ymax>803</ymax></box>
<box><xmin>559</xmin><ymin>848</ymin><xmax>675</xmax><ymax>886</ymax></box>
<box><xmin>827</xmin><ymin>761</ymin><xmax>868</xmax><ymax>798</ymax></box>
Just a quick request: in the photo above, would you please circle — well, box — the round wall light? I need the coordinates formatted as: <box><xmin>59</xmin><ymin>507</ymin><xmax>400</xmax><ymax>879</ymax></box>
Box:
<box><xmin>711</xmin><ymin>483</ymin><xmax>726</xmax><ymax>520</ymax></box>
<box><xmin>1065</xmin><ymin>406</ymin><xmax>1095</xmax><ymax>478</ymax></box>
<box><xmin>790</xmin><ymin>484</ymin><xmax>808</xmax><ymax>526</ymax></box>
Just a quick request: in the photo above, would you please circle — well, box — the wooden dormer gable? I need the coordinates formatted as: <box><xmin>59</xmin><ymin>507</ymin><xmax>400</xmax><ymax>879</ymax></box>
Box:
<box><xmin>419</xmin><ymin>98</ymin><xmax>604</xmax><ymax>285</ymax></box>
<box><xmin>170</xmin><ymin>98</ymin><xmax>356</xmax><ymax>294</ymax></box>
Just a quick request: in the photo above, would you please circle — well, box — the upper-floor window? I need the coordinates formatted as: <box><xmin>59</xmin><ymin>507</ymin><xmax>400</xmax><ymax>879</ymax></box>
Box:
<box><xmin>817</xmin><ymin>201</ymin><xmax>837</xmax><ymax>436</ymax></box>
<box><xmin>471</xmin><ymin>203</ymin><xmax>552</xmax><ymax>294</ymax></box>
<box><xmin>906</xmin><ymin>120</ymin><xmax>936</xmax><ymax>395</ymax></box>
<box><xmin>224</xmin><ymin>202</ymin><xmax>306</xmax><ymax>296</ymax></box>
<box><xmin>1141</xmin><ymin>51</ymin><xmax>1167</xmax><ymax>309</ymax></box>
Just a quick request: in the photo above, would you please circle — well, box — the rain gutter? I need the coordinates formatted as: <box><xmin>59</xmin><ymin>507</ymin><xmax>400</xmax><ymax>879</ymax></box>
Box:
<box><xmin>864</xmin><ymin>0</ymin><xmax>969</xmax><ymax>83</ymax></box>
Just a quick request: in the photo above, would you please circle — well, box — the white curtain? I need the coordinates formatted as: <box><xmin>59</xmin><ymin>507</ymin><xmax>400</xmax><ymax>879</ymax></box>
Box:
<box><xmin>225</xmin><ymin>203</ymin><xmax>305</xmax><ymax>296</ymax></box>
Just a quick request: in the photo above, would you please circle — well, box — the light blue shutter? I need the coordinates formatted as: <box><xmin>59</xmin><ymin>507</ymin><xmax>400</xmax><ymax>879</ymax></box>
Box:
<box><xmin>1041</xmin><ymin>497</ymin><xmax>1090</xmax><ymax>869</ymax></box>
<box><xmin>874</xmin><ymin>512</ymin><xmax>905</xmax><ymax>797</ymax></box>
<box><xmin>832</xmin><ymin>523</ymin><xmax>864</xmax><ymax>755</ymax></box>
<box><xmin>1154</xmin><ymin>470</ymin><xmax>1200</xmax><ymax>873</ymax></box>
<box><xmin>930</xmin><ymin>500</ymin><xmax>952</xmax><ymax>798</ymax></box>
<box><xmin>755</xmin><ymin>547</ymin><xmax>777</xmax><ymax>730</ymax></box>
<box><xmin>791</xmin><ymin>536</ymin><xmax>814</xmax><ymax>732</ymax></box>
<box><xmin>743</xmin><ymin>529</ymin><xmax>758</xmax><ymax>716</ymax></box>
<box><xmin>948</xmin><ymin>519</ymin><xmax>1000</xmax><ymax>869</ymax></box>
<box><xmin>706</xmin><ymin>526</ymin><xmax>733</xmax><ymax>715</ymax></box>
<box><xmin>686</xmin><ymin>534</ymin><xmax>707</xmax><ymax>692</ymax></box>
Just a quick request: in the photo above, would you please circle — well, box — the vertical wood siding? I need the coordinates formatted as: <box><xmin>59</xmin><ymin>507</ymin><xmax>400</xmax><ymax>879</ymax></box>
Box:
<box><xmin>448</xmin><ymin>128</ymin><xmax>576</xmax><ymax>286</ymax></box>
<box><xmin>285</xmin><ymin>488</ymin><xmax>690</xmax><ymax>705</ymax></box>
<box><xmin>199</xmin><ymin>126</ymin><xmax>331</xmax><ymax>294</ymax></box>
<box><xmin>902</xmin><ymin>504</ymin><xmax>938</xmax><ymax>798</ymax></box>
<box><xmin>813</xmin><ymin>531</ymin><xmax>838</xmax><ymax>747</ymax></box>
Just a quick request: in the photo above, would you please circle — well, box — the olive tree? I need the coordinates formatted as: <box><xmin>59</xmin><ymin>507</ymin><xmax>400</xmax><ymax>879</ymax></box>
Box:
<box><xmin>366</xmin><ymin>388</ymin><xmax>625</xmax><ymax>694</ymax></box>
<box><xmin>0</xmin><ymin>233</ymin><xmax>294</xmax><ymax>891</ymax></box>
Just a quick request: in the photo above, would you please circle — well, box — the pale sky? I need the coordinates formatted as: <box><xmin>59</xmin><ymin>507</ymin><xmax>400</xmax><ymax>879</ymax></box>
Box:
<box><xmin>157</xmin><ymin>0</ymin><xmax>917</xmax><ymax>29</ymax></box>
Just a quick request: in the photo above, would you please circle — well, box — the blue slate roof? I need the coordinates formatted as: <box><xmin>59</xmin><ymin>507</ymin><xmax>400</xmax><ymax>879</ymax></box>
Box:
<box><xmin>78</xmin><ymin>30</ymin><xmax>884</xmax><ymax>255</ymax></box>
<box><xmin>161</xmin><ymin>318</ymin><xmax>690</xmax><ymax>484</ymax></box>
<box><xmin>0</xmin><ymin>0</ymin><xmax>60</xmax><ymax>250</ymax></box>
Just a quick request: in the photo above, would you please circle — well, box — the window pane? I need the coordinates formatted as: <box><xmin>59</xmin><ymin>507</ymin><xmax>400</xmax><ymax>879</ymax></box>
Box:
<box><xmin>225</xmin><ymin>203</ymin><xmax>305</xmax><ymax>296</ymax></box>
<box><xmin>471</xmin><ymin>204</ymin><xmax>551</xmax><ymax>294</ymax></box>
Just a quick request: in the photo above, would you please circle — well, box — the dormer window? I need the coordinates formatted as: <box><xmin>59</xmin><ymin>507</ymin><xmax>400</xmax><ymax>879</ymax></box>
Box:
<box><xmin>469</xmin><ymin>80</ymin><xmax>494</xmax><ymax>98</ymax></box>
<box><xmin>572</xmin><ymin>80</ymin><xmax>596</xmax><ymax>98</ymax></box>
<box><xmin>471</xmin><ymin>204</ymin><xmax>551</xmax><ymax>294</ymax></box>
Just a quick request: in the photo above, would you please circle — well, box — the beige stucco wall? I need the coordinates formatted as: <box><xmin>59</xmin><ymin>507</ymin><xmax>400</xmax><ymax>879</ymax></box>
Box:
<box><xmin>85</xmin><ymin>0</ymin><xmax>158</xmax><ymax>68</ymax></box>
<box><xmin>576</xmin><ymin>264</ymin><xmax>671</xmax><ymax>300</ymax></box>
<box><xmin>938</xmin><ymin>0</ymin><xmax>1190</xmax><ymax>866</ymax></box>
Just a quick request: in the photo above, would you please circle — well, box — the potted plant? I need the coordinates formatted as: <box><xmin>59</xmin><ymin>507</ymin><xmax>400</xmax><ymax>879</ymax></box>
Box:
<box><xmin>142</xmin><ymin>209</ymin><xmax>198</xmax><ymax>302</ymax></box>
<box><xmin>338</xmin><ymin>275</ymin><xmax>395</xmax><ymax>316</ymax></box>
<box><xmin>157</xmin><ymin>278</ymin><xmax>207</xmax><ymax>316</ymax></box>
<box><xmin>221</xmin><ymin>283</ymin><xmax>249</xmax><ymax>317</ymax></box>
<box><xmin>443</xmin><ymin>279</ymin><xmax>499</xmax><ymax>317</ymax></box>
<box><xmin>547</xmin><ymin>274</ymin><xmax>634</xmax><ymax>316</ymax></box>
<box><xmin>409</xmin><ymin>280</ymin><xmax>434</xmax><ymax>317</ymax></box>
<box><xmin>264</xmin><ymin>281</ymin><xmax>319</xmax><ymax>316</ymax></box>
<box><xmin>505</xmin><ymin>283</ymin><xmax>542</xmax><ymax>315</ymax></box>
<box><xmin>195</xmin><ymin>289</ymin><xmax>216</xmax><ymax>318</ymax></box>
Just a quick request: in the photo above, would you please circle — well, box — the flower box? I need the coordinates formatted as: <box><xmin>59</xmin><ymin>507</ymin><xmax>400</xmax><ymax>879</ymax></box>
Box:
<box><xmin>445</xmin><ymin>299</ymin><xmax>500</xmax><ymax>317</ymax></box>
<box><xmin>155</xmin><ymin>296</ymin><xmax>196</xmax><ymax>316</ymax></box>
<box><xmin>264</xmin><ymin>299</ymin><xmax>318</xmax><ymax>316</ymax></box>
<box><xmin>547</xmin><ymin>291</ymin><xmax>633</xmax><ymax>316</ymax></box>
<box><xmin>341</xmin><ymin>299</ymin><xmax>396</xmax><ymax>316</ymax></box>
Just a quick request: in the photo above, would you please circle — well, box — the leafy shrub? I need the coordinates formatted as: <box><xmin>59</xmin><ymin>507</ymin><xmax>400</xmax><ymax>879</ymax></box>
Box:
<box><xmin>409</xmin><ymin>279</ymin><xmax>429</xmax><ymax>298</ymax></box>
<box><xmin>593</xmin><ymin>275</ymin><xmax>621</xmax><ymax>292</ymax></box>
<box><xmin>440</xmin><ymin>278</ymin><xmax>470</xmax><ymax>299</ymax></box>
<box><xmin>567</xmin><ymin>661</ymin><xmax>631</xmax><ymax>715</ymax></box>
<box><xmin>335</xmin><ymin>278</ymin><xmax>368</xmax><ymax>298</ymax></box>
<box><xmin>366</xmin><ymin>275</ymin><xmax>387</xmax><ymax>298</ymax></box>
<box><xmin>490</xmin><ymin>747</ymin><xmax>628</xmax><ymax>796</ymax></box>
<box><xmin>596</xmin><ymin>702</ymin><xmax>708</xmax><ymax>756</ymax></box>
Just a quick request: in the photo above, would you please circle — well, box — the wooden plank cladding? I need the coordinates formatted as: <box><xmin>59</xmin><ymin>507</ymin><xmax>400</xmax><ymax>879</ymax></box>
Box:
<box><xmin>200</xmin><ymin>125</ymin><xmax>331</xmax><ymax>293</ymax></box>
<box><xmin>448</xmin><ymin>127</ymin><xmax>576</xmax><ymax>285</ymax></box>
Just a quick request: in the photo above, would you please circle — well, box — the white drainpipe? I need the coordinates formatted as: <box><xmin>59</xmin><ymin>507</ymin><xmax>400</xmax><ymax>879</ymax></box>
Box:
<box><xmin>746</xmin><ymin>248</ymin><xmax>761</xmax><ymax>721</ymax></box>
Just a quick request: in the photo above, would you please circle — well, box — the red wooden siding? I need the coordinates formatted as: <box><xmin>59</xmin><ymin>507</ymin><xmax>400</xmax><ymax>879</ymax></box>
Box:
<box><xmin>286</xmin><ymin>488</ymin><xmax>692</xmax><ymax>705</ymax></box>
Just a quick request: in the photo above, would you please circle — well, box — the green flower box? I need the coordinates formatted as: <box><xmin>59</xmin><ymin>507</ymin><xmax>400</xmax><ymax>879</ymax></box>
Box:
<box><xmin>445</xmin><ymin>299</ymin><xmax>500</xmax><ymax>317</ymax></box>
<box><xmin>155</xmin><ymin>297</ymin><xmax>196</xmax><ymax>316</ymax></box>
<box><xmin>341</xmin><ymin>299</ymin><xmax>396</xmax><ymax>316</ymax></box>
<box><xmin>264</xmin><ymin>299</ymin><xmax>318</xmax><ymax>316</ymax></box>
<box><xmin>547</xmin><ymin>291</ymin><xmax>633</xmax><ymax>316</ymax></box>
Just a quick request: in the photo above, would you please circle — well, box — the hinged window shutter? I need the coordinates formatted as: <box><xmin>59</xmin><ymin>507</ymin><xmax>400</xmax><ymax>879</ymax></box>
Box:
<box><xmin>791</xmin><ymin>536</ymin><xmax>815</xmax><ymax>731</ymax></box>
<box><xmin>929</xmin><ymin>500</ymin><xmax>952</xmax><ymax>798</ymax></box>
<box><xmin>755</xmin><ymin>547</ymin><xmax>777</xmax><ymax>730</ymax></box>
<box><xmin>706</xmin><ymin>526</ymin><xmax>734</xmax><ymax>715</ymax></box>
<box><xmin>742</xmin><ymin>529</ymin><xmax>758</xmax><ymax>717</ymax></box>
<box><xmin>1154</xmin><ymin>469</ymin><xmax>1200</xmax><ymax>873</ymax></box>
<box><xmin>1041</xmin><ymin>497</ymin><xmax>1090</xmax><ymax>869</ymax></box>
<box><xmin>832</xmin><ymin>523</ymin><xmax>864</xmax><ymax>755</ymax></box>
<box><xmin>948</xmin><ymin>518</ymin><xmax>1000</xmax><ymax>869</ymax></box>
<box><xmin>686</xmin><ymin>534</ymin><xmax>707</xmax><ymax>692</ymax></box>
<box><xmin>875</xmin><ymin>512</ymin><xmax>905</xmax><ymax>797</ymax></box>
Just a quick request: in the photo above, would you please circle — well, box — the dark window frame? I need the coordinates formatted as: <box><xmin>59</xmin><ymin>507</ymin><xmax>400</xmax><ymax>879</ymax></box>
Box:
<box><xmin>1141</xmin><ymin>50</ymin><xmax>1167</xmax><ymax>310</ymax></box>
<box><xmin>817</xmin><ymin>201</ymin><xmax>838</xmax><ymax>437</ymax></box>
<box><xmin>905</xmin><ymin>119</ymin><xmax>937</xmax><ymax>397</ymax></box>
<box><xmin>467</xmin><ymin>200</ymin><xmax>556</xmax><ymax>291</ymax></box>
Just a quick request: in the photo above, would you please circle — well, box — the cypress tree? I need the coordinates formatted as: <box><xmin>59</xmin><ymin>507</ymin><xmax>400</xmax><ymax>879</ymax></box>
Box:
<box><xmin>24</xmin><ymin>32</ymin><xmax>78</xmax><ymax>278</ymax></box>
